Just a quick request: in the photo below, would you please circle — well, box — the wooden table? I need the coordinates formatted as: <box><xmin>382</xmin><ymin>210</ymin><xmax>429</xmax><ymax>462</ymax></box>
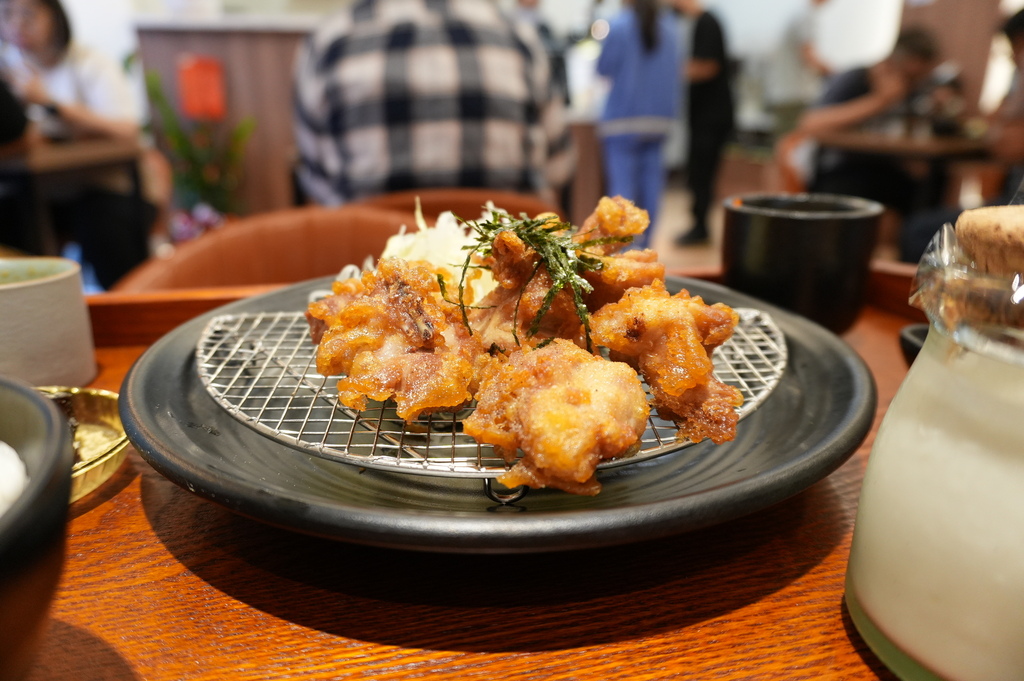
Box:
<box><xmin>23</xmin><ymin>264</ymin><xmax>924</xmax><ymax>680</ymax></box>
<box><xmin>813</xmin><ymin>129</ymin><xmax>998</xmax><ymax>242</ymax></box>
<box><xmin>0</xmin><ymin>137</ymin><xmax>143</xmax><ymax>175</ymax></box>
<box><xmin>813</xmin><ymin>129</ymin><xmax>989</xmax><ymax>161</ymax></box>
<box><xmin>0</xmin><ymin>137</ymin><xmax>143</xmax><ymax>255</ymax></box>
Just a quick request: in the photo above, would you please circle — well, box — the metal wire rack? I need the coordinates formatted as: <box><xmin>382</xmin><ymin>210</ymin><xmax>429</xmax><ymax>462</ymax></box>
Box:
<box><xmin>194</xmin><ymin>308</ymin><xmax>788</xmax><ymax>479</ymax></box>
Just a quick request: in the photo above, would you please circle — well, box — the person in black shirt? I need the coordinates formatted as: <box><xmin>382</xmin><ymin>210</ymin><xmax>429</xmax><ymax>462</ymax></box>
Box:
<box><xmin>0</xmin><ymin>79</ymin><xmax>29</xmax><ymax>253</ymax></box>
<box><xmin>797</xmin><ymin>27</ymin><xmax>939</xmax><ymax>216</ymax></box>
<box><xmin>673</xmin><ymin>0</ymin><xmax>734</xmax><ymax>246</ymax></box>
<box><xmin>0</xmin><ymin>78</ymin><xmax>27</xmax><ymax>144</ymax></box>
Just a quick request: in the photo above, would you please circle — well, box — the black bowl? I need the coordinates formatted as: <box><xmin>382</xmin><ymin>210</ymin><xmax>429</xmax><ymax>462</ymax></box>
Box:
<box><xmin>899</xmin><ymin>324</ymin><xmax>929</xmax><ymax>366</ymax></box>
<box><xmin>0</xmin><ymin>376</ymin><xmax>74</xmax><ymax>681</ymax></box>
<box><xmin>721</xmin><ymin>193</ymin><xmax>883</xmax><ymax>334</ymax></box>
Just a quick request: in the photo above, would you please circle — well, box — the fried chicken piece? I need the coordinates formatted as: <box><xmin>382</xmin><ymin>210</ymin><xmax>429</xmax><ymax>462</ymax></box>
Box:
<box><xmin>468</xmin><ymin>198</ymin><xmax>660</xmax><ymax>351</ymax></box>
<box><xmin>308</xmin><ymin>258</ymin><xmax>485</xmax><ymax>421</ymax></box>
<box><xmin>463</xmin><ymin>339</ymin><xmax>650</xmax><ymax>495</ymax></box>
<box><xmin>575</xmin><ymin>195</ymin><xmax>651</xmax><ymax>255</ymax></box>
<box><xmin>305</xmin><ymin>276</ymin><xmax>366</xmax><ymax>345</ymax></box>
<box><xmin>584</xmin><ymin>249</ymin><xmax>666</xmax><ymax>312</ymax></box>
<box><xmin>468</xmin><ymin>230</ymin><xmax>584</xmax><ymax>352</ymax></box>
<box><xmin>573</xmin><ymin>196</ymin><xmax>664</xmax><ymax>311</ymax></box>
<box><xmin>591</xmin><ymin>280</ymin><xmax>743</xmax><ymax>444</ymax></box>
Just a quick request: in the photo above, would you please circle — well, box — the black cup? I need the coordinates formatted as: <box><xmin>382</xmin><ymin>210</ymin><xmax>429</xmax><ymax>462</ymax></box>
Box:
<box><xmin>721</xmin><ymin>193</ymin><xmax>883</xmax><ymax>333</ymax></box>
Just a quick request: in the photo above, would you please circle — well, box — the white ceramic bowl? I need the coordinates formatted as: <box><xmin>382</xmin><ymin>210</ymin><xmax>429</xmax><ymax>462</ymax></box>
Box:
<box><xmin>0</xmin><ymin>258</ymin><xmax>96</xmax><ymax>386</ymax></box>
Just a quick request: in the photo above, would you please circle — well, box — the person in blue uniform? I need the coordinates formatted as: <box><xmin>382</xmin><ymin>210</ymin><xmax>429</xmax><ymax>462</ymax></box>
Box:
<box><xmin>596</xmin><ymin>0</ymin><xmax>683</xmax><ymax>249</ymax></box>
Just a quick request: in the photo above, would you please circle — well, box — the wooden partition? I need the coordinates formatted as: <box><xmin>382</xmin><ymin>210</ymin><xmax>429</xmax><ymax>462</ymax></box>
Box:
<box><xmin>137</xmin><ymin>24</ymin><xmax>307</xmax><ymax>215</ymax></box>
<box><xmin>900</xmin><ymin>0</ymin><xmax>1002</xmax><ymax>116</ymax></box>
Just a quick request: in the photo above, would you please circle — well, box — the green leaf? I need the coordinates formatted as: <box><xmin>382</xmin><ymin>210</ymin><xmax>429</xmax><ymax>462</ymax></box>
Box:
<box><xmin>454</xmin><ymin>210</ymin><xmax>604</xmax><ymax>351</ymax></box>
<box><xmin>144</xmin><ymin>69</ymin><xmax>254</xmax><ymax>213</ymax></box>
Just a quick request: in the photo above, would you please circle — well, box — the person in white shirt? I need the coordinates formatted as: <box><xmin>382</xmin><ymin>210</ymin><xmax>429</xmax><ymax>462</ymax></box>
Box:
<box><xmin>0</xmin><ymin>0</ymin><xmax>138</xmax><ymax>141</ymax></box>
<box><xmin>764</xmin><ymin>0</ymin><xmax>831</xmax><ymax>138</ymax></box>
<box><xmin>0</xmin><ymin>0</ymin><xmax>152</xmax><ymax>288</ymax></box>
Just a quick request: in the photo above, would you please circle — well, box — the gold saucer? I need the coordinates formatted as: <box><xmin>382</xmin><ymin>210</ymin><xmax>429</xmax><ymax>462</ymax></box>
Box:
<box><xmin>37</xmin><ymin>386</ymin><xmax>129</xmax><ymax>502</ymax></box>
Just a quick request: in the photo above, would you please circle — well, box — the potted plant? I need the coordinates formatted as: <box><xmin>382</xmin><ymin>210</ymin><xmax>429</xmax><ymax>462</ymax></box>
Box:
<box><xmin>145</xmin><ymin>69</ymin><xmax>255</xmax><ymax>241</ymax></box>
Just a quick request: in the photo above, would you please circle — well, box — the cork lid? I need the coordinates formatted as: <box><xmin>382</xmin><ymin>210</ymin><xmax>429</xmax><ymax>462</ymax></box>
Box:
<box><xmin>955</xmin><ymin>206</ymin><xmax>1024</xmax><ymax>277</ymax></box>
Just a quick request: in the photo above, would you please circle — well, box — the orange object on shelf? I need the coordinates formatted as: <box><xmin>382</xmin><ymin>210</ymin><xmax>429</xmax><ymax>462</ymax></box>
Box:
<box><xmin>177</xmin><ymin>54</ymin><xmax>226</xmax><ymax>121</ymax></box>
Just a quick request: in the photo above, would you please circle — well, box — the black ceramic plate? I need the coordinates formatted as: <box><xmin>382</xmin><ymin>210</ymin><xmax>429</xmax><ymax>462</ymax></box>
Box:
<box><xmin>120</xmin><ymin>276</ymin><xmax>876</xmax><ymax>554</ymax></box>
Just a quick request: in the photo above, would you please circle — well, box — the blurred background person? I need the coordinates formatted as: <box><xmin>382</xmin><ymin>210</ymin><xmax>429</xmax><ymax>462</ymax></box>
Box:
<box><xmin>0</xmin><ymin>76</ymin><xmax>28</xmax><ymax>254</ymax></box>
<box><xmin>0</xmin><ymin>0</ymin><xmax>154</xmax><ymax>288</ymax></box>
<box><xmin>512</xmin><ymin>0</ymin><xmax>553</xmax><ymax>43</ymax></box>
<box><xmin>901</xmin><ymin>9</ymin><xmax>1024</xmax><ymax>262</ymax></box>
<box><xmin>0</xmin><ymin>0</ymin><xmax>137</xmax><ymax>141</ymax></box>
<box><xmin>512</xmin><ymin>0</ymin><xmax>569</xmax><ymax>104</ymax></box>
<box><xmin>797</xmin><ymin>26</ymin><xmax>940</xmax><ymax>217</ymax></box>
<box><xmin>764</xmin><ymin>0</ymin><xmax>831</xmax><ymax>140</ymax></box>
<box><xmin>672</xmin><ymin>0</ymin><xmax>733</xmax><ymax>247</ymax></box>
<box><xmin>596</xmin><ymin>0</ymin><xmax>682</xmax><ymax>250</ymax></box>
<box><xmin>0</xmin><ymin>76</ymin><xmax>25</xmax><ymax>144</ymax></box>
<box><xmin>293</xmin><ymin>0</ymin><xmax>574</xmax><ymax>210</ymax></box>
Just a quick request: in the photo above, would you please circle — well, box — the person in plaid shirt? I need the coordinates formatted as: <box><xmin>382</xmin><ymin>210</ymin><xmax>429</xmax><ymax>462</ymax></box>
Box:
<box><xmin>293</xmin><ymin>0</ymin><xmax>574</xmax><ymax>208</ymax></box>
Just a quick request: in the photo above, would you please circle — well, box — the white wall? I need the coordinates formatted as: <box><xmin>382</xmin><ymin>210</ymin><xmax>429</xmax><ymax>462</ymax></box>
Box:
<box><xmin>64</xmin><ymin>0</ymin><xmax>139</xmax><ymax>64</ymax></box>
<box><xmin>534</xmin><ymin>0</ymin><xmax>902</xmax><ymax>68</ymax></box>
<box><xmin>113</xmin><ymin>0</ymin><xmax>901</xmax><ymax>71</ymax></box>
<box><xmin>814</xmin><ymin>0</ymin><xmax>903</xmax><ymax>70</ymax></box>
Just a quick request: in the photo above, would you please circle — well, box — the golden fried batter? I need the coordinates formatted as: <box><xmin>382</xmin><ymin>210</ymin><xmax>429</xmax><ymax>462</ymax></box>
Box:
<box><xmin>305</xmin><ymin>276</ymin><xmax>366</xmax><ymax>345</ymax></box>
<box><xmin>584</xmin><ymin>249</ymin><xmax>666</xmax><ymax>312</ymax></box>
<box><xmin>309</xmin><ymin>258</ymin><xmax>484</xmax><ymax>421</ymax></box>
<box><xmin>463</xmin><ymin>339</ymin><xmax>650</xmax><ymax>495</ymax></box>
<box><xmin>305</xmin><ymin>197</ymin><xmax>748</xmax><ymax>496</ymax></box>
<box><xmin>468</xmin><ymin>230</ymin><xmax>585</xmax><ymax>352</ymax></box>
<box><xmin>468</xmin><ymin>197</ymin><xmax>661</xmax><ymax>350</ymax></box>
<box><xmin>575</xmin><ymin>195</ymin><xmax>651</xmax><ymax>255</ymax></box>
<box><xmin>591</xmin><ymin>281</ymin><xmax>743</xmax><ymax>444</ymax></box>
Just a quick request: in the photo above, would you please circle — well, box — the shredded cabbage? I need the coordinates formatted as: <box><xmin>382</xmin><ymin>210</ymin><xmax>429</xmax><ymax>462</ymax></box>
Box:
<box><xmin>379</xmin><ymin>200</ymin><xmax>498</xmax><ymax>301</ymax></box>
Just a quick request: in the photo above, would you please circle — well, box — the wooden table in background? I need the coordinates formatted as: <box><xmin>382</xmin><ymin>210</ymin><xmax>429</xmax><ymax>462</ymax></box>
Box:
<box><xmin>24</xmin><ymin>263</ymin><xmax>924</xmax><ymax>680</ymax></box>
<box><xmin>813</xmin><ymin>129</ymin><xmax>998</xmax><ymax>248</ymax></box>
<box><xmin>813</xmin><ymin>129</ymin><xmax>989</xmax><ymax>161</ymax></box>
<box><xmin>0</xmin><ymin>137</ymin><xmax>142</xmax><ymax>175</ymax></box>
<box><xmin>0</xmin><ymin>137</ymin><xmax>143</xmax><ymax>255</ymax></box>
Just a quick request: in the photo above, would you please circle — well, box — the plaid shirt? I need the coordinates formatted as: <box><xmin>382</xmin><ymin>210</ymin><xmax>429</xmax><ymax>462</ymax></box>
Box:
<box><xmin>293</xmin><ymin>0</ymin><xmax>574</xmax><ymax>206</ymax></box>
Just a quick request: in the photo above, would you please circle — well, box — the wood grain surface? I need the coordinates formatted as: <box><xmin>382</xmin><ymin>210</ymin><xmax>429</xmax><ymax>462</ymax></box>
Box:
<box><xmin>21</xmin><ymin>287</ymin><xmax>916</xmax><ymax>680</ymax></box>
<box><xmin>88</xmin><ymin>286</ymin><xmax>282</xmax><ymax>347</ymax></box>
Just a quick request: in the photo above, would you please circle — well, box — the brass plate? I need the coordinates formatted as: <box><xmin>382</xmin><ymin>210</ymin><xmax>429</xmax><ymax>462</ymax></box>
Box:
<box><xmin>37</xmin><ymin>387</ymin><xmax>129</xmax><ymax>503</ymax></box>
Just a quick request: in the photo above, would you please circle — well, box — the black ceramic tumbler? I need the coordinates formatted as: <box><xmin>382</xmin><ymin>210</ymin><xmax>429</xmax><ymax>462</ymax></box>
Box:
<box><xmin>721</xmin><ymin>193</ymin><xmax>883</xmax><ymax>334</ymax></box>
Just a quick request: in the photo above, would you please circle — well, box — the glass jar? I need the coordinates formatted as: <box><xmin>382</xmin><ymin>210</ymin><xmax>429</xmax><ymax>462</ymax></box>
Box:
<box><xmin>846</xmin><ymin>219</ymin><xmax>1024</xmax><ymax>681</ymax></box>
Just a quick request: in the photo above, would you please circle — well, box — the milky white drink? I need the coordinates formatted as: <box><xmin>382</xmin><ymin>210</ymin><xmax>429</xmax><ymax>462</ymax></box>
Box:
<box><xmin>846</xmin><ymin>205</ymin><xmax>1024</xmax><ymax>680</ymax></box>
<box><xmin>0</xmin><ymin>440</ymin><xmax>28</xmax><ymax>516</ymax></box>
<box><xmin>847</xmin><ymin>325</ymin><xmax>1024</xmax><ymax>680</ymax></box>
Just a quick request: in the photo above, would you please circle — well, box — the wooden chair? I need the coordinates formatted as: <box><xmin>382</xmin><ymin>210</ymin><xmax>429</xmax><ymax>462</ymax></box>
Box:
<box><xmin>112</xmin><ymin>204</ymin><xmax>415</xmax><ymax>292</ymax></box>
<box><xmin>350</xmin><ymin>187</ymin><xmax>564</xmax><ymax>222</ymax></box>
